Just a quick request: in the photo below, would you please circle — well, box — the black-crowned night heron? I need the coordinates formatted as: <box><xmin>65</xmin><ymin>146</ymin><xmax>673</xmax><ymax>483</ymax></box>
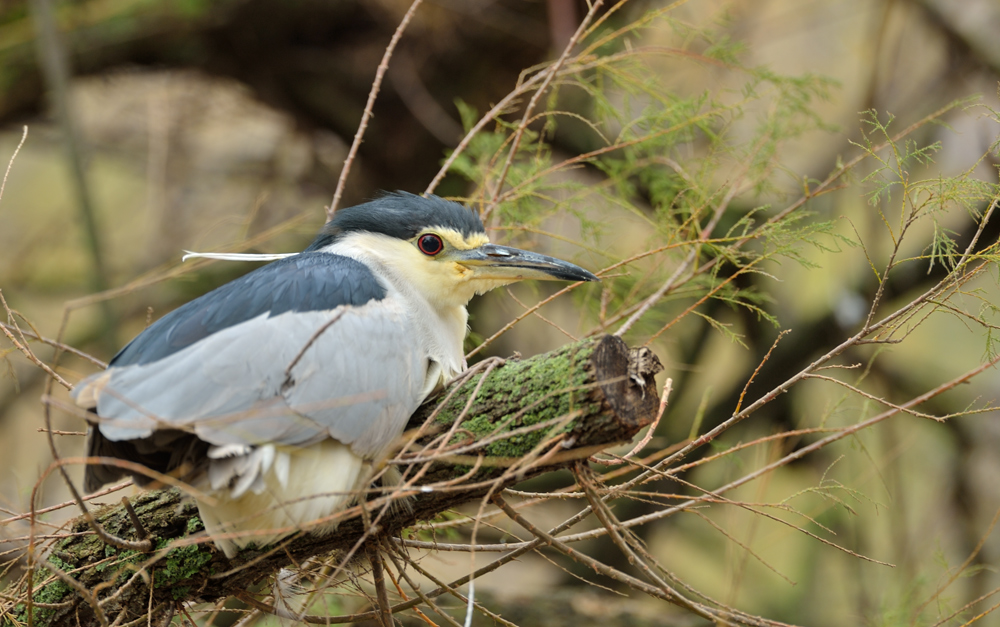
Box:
<box><xmin>72</xmin><ymin>192</ymin><xmax>598</xmax><ymax>557</ymax></box>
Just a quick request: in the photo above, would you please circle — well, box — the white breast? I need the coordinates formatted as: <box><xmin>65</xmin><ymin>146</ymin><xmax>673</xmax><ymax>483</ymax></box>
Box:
<box><xmin>321</xmin><ymin>236</ymin><xmax>469</xmax><ymax>390</ymax></box>
<box><xmin>199</xmin><ymin>440</ymin><xmax>367</xmax><ymax>558</ymax></box>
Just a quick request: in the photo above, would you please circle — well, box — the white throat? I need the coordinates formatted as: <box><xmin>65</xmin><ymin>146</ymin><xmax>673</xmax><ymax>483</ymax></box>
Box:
<box><xmin>320</xmin><ymin>234</ymin><xmax>469</xmax><ymax>385</ymax></box>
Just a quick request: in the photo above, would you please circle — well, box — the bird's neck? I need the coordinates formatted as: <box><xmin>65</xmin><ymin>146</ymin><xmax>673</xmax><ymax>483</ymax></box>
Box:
<box><xmin>319</xmin><ymin>238</ymin><xmax>469</xmax><ymax>378</ymax></box>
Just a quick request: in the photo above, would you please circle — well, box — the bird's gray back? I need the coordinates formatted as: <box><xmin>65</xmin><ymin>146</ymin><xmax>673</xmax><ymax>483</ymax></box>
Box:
<box><xmin>110</xmin><ymin>253</ymin><xmax>387</xmax><ymax>367</ymax></box>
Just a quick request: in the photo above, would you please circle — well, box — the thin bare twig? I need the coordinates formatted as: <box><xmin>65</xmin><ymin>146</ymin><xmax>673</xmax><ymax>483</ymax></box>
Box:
<box><xmin>283</xmin><ymin>310</ymin><xmax>346</xmax><ymax>380</ymax></box>
<box><xmin>487</xmin><ymin>0</ymin><xmax>606</xmax><ymax>218</ymax></box>
<box><xmin>0</xmin><ymin>321</ymin><xmax>107</xmax><ymax>368</ymax></box>
<box><xmin>465</xmin><ymin>280</ymin><xmax>591</xmax><ymax>359</ymax></box>
<box><xmin>734</xmin><ymin>330</ymin><xmax>790</xmax><ymax>416</ymax></box>
<box><xmin>0</xmin><ymin>291</ymin><xmax>72</xmax><ymax>389</ymax></box>
<box><xmin>492</xmin><ymin>493</ymin><xmax>736</xmax><ymax>626</ymax></box>
<box><xmin>329</xmin><ymin>0</ymin><xmax>424</xmax><ymax>217</ymax></box>
<box><xmin>603</xmin><ymin>353</ymin><xmax>1000</xmax><ymax>541</ymax></box>
<box><xmin>368</xmin><ymin>545</ymin><xmax>392</xmax><ymax>627</ymax></box>
<box><xmin>0</xmin><ymin>125</ymin><xmax>27</xmax><ymax>204</ymax></box>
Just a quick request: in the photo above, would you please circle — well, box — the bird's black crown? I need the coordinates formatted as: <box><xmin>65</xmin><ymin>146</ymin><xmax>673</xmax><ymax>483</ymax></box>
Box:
<box><xmin>306</xmin><ymin>192</ymin><xmax>484</xmax><ymax>251</ymax></box>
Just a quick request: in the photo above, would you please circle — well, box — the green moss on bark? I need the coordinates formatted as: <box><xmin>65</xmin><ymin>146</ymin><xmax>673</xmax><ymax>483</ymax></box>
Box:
<box><xmin>434</xmin><ymin>341</ymin><xmax>599</xmax><ymax>458</ymax></box>
<box><xmin>161</xmin><ymin>544</ymin><xmax>214</xmax><ymax>584</ymax></box>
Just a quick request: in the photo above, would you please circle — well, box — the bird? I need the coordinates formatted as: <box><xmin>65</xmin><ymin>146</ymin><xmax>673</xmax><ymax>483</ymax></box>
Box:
<box><xmin>72</xmin><ymin>192</ymin><xmax>598</xmax><ymax>557</ymax></box>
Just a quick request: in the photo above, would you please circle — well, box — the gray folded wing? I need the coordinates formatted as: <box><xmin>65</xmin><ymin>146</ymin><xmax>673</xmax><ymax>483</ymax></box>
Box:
<box><xmin>74</xmin><ymin>253</ymin><xmax>429</xmax><ymax>461</ymax></box>
<box><xmin>83</xmin><ymin>301</ymin><xmax>426</xmax><ymax>459</ymax></box>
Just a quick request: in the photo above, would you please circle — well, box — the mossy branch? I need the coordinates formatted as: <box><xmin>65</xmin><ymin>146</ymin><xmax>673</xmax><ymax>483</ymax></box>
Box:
<box><xmin>1</xmin><ymin>335</ymin><xmax>662</xmax><ymax>627</ymax></box>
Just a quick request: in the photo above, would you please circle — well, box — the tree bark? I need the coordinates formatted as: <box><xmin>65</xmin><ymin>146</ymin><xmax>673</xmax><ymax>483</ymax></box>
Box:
<box><xmin>1</xmin><ymin>335</ymin><xmax>661</xmax><ymax>627</ymax></box>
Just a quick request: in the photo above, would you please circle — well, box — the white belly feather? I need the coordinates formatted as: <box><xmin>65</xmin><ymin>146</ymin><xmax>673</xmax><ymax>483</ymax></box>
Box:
<box><xmin>197</xmin><ymin>440</ymin><xmax>367</xmax><ymax>558</ymax></box>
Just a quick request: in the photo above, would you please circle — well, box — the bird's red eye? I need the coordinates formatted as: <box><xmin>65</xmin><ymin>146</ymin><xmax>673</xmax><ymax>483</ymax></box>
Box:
<box><xmin>418</xmin><ymin>234</ymin><xmax>444</xmax><ymax>256</ymax></box>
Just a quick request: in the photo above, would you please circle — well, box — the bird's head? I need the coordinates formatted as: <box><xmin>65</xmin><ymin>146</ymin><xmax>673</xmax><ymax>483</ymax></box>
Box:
<box><xmin>307</xmin><ymin>192</ymin><xmax>598</xmax><ymax>309</ymax></box>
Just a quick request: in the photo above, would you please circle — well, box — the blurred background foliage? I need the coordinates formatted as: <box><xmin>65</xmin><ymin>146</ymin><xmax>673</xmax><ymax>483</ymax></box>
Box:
<box><xmin>3</xmin><ymin>0</ymin><xmax>1000</xmax><ymax>625</ymax></box>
